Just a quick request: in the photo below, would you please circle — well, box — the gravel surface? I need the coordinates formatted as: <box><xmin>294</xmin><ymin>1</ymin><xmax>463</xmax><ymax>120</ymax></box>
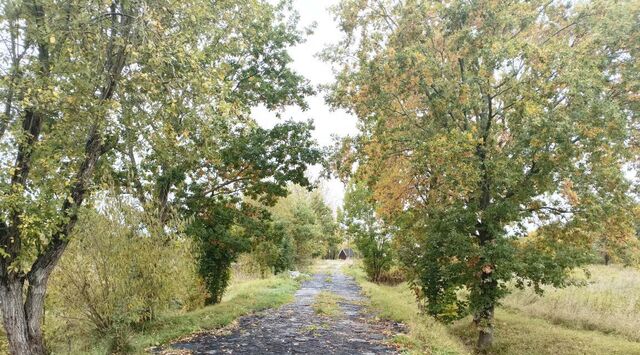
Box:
<box><xmin>160</xmin><ymin>262</ymin><xmax>405</xmax><ymax>354</ymax></box>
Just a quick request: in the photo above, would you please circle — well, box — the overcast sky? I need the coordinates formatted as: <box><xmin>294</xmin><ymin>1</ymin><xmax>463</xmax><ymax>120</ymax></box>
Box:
<box><xmin>252</xmin><ymin>0</ymin><xmax>359</xmax><ymax>210</ymax></box>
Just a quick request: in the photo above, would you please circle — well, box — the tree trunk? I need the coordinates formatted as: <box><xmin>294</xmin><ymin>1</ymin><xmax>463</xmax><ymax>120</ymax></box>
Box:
<box><xmin>1</xmin><ymin>262</ymin><xmax>61</xmax><ymax>355</ymax></box>
<box><xmin>475</xmin><ymin>303</ymin><xmax>495</xmax><ymax>352</ymax></box>
<box><xmin>0</xmin><ymin>221</ymin><xmax>68</xmax><ymax>355</ymax></box>
<box><xmin>473</xmin><ymin>254</ymin><xmax>497</xmax><ymax>352</ymax></box>
<box><xmin>0</xmin><ymin>277</ymin><xmax>49</xmax><ymax>355</ymax></box>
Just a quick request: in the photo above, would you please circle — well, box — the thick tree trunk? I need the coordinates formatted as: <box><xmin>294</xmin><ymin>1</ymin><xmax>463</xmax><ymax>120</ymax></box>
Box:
<box><xmin>1</xmin><ymin>250</ymin><xmax>63</xmax><ymax>354</ymax></box>
<box><xmin>0</xmin><ymin>277</ymin><xmax>49</xmax><ymax>355</ymax></box>
<box><xmin>1</xmin><ymin>279</ymin><xmax>31</xmax><ymax>354</ymax></box>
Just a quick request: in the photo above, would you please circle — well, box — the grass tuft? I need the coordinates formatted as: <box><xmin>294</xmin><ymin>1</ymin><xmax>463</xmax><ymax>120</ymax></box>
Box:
<box><xmin>312</xmin><ymin>291</ymin><xmax>343</xmax><ymax>317</ymax></box>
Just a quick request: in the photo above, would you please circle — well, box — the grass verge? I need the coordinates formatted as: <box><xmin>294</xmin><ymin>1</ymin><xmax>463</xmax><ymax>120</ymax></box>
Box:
<box><xmin>450</xmin><ymin>308</ymin><xmax>640</xmax><ymax>355</ymax></box>
<box><xmin>127</xmin><ymin>274</ymin><xmax>300</xmax><ymax>353</ymax></box>
<box><xmin>2</xmin><ymin>274</ymin><xmax>301</xmax><ymax>354</ymax></box>
<box><xmin>342</xmin><ymin>261</ymin><xmax>470</xmax><ymax>355</ymax></box>
<box><xmin>345</xmin><ymin>260</ymin><xmax>640</xmax><ymax>355</ymax></box>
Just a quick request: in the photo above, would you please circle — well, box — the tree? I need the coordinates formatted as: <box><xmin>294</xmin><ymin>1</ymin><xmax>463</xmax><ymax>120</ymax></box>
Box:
<box><xmin>310</xmin><ymin>189</ymin><xmax>341</xmax><ymax>258</ymax></box>
<box><xmin>0</xmin><ymin>0</ymin><xmax>315</xmax><ymax>352</ymax></box>
<box><xmin>268</xmin><ymin>185</ymin><xmax>338</xmax><ymax>268</ymax></box>
<box><xmin>99</xmin><ymin>0</ymin><xmax>322</xmax><ymax>305</ymax></box>
<box><xmin>184</xmin><ymin>121</ymin><xmax>322</xmax><ymax>304</ymax></box>
<box><xmin>0</xmin><ymin>1</ymin><xmax>151</xmax><ymax>352</ymax></box>
<box><xmin>593</xmin><ymin>204</ymin><xmax>640</xmax><ymax>266</ymax></box>
<box><xmin>326</xmin><ymin>0</ymin><xmax>639</xmax><ymax>349</ymax></box>
<box><xmin>341</xmin><ymin>182</ymin><xmax>392</xmax><ymax>282</ymax></box>
<box><xmin>110</xmin><ymin>0</ymin><xmax>314</xmax><ymax>223</ymax></box>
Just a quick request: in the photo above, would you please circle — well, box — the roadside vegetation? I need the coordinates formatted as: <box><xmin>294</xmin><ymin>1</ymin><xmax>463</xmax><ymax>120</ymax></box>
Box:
<box><xmin>2</xmin><ymin>273</ymin><xmax>301</xmax><ymax>354</ymax></box>
<box><xmin>346</xmin><ymin>260</ymin><xmax>640</xmax><ymax>355</ymax></box>
<box><xmin>343</xmin><ymin>262</ymin><xmax>470</xmax><ymax>355</ymax></box>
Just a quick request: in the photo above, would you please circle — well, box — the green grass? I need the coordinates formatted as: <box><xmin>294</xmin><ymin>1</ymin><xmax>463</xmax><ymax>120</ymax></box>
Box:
<box><xmin>126</xmin><ymin>274</ymin><xmax>300</xmax><ymax>353</ymax></box>
<box><xmin>342</xmin><ymin>261</ymin><xmax>470</xmax><ymax>355</ymax></box>
<box><xmin>312</xmin><ymin>291</ymin><xmax>343</xmax><ymax>317</ymax></box>
<box><xmin>2</xmin><ymin>274</ymin><xmax>301</xmax><ymax>354</ymax></box>
<box><xmin>344</xmin><ymin>260</ymin><xmax>640</xmax><ymax>355</ymax></box>
<box><xmin>502</xmin><ymin>264</ymin><xmax>640</xmax><ymax>341</ymax></box>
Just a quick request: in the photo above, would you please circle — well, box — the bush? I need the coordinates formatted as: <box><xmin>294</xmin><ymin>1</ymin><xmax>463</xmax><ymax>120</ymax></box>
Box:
<box><xmin>46</xmin><ymin>199</ymin><xmax>204</xmax><ymax>347</ymax></box>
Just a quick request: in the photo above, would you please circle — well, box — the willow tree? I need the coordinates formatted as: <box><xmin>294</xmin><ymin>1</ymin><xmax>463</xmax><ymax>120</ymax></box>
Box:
<box><xmin>326</xmin><ymin>0</ymin><xmax>639</xmax><ymax>349</ymax></box>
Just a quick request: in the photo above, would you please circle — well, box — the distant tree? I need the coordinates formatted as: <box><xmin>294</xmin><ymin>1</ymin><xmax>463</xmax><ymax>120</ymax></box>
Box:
<box><xmin>326</xmin><ymin>0</ymin><xmax>639</xmax><ymax>349</ymax></box>
<box><xmin>594</xmin><ymin>205</ymin><xmax>640</xmax><ymax>266</ymax></box>
<box><xmin>310</xmin><ymin>191</ymin><xmax>341</xmax><ymax>258</ymax></box>
<box><xmin>269</xmin><ymin>185</ymin><xmax>338</xmax><ymax>268</ymax></box>
<box><xmin>341</xmin><ymin>182</ymin><xmax>392</xmax><ymax>282</ymax></box>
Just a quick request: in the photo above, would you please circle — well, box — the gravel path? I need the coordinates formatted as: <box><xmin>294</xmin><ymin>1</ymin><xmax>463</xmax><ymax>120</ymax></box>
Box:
<box><xmin>162</xmin><ymin>262</ymin><xmax>404</xmax><ymax>354</ymax></box>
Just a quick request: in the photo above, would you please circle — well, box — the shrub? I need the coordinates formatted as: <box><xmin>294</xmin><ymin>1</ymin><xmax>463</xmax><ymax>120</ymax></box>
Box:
<box><xmin>46</xmin><ymin>198</ymin><xmax>204</xmax><ymax>345</ymax></box>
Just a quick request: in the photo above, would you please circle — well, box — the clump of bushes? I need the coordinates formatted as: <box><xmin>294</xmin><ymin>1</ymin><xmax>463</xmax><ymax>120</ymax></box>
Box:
<box><xmin>46</xmin><ymin>198</ymin><xmax>204</xmax><ymax>352</ymax></box>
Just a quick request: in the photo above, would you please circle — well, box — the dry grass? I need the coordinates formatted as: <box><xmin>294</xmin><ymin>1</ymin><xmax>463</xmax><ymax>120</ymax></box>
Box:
<box><xmin>310</xmin><ymin>258</ymin><xmax>343</xmax><ymax>275</ymax></box>
<box><xmin>450</xmin><ymin>308</ymin><xmax>640</xmax><ymax>355</ymax></box>
<box><xmin>503</xmin><ymin>264</ymin><xmax>640</xmax><ymax>341</ymax></box>
<box><xmin>312</xmin><ymin>291</ymin><xmax>343</xmax><ymax>317</ymax></box>
<box><xmin>0</xmin><ymin>329</ymin><xmax>6</xmax><ymax>354</ymax></box>
<box><xmin>344</xmin><ymin>260</ymin><xmax>640</xmax><ymax>355</ymax></box>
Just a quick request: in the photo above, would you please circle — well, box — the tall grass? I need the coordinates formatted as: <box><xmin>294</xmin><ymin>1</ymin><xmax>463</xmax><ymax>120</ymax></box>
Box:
<box><xmin>503</xmin><ymin>264</ymin><xmax>640</xmax><ymax>341</ymax></box>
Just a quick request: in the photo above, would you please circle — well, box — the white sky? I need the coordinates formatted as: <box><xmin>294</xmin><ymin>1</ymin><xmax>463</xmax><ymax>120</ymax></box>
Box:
<box><xmin>252</xmin><ymin>0</ymin><xmax>359</xmax><ymax>210</ymax></box>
